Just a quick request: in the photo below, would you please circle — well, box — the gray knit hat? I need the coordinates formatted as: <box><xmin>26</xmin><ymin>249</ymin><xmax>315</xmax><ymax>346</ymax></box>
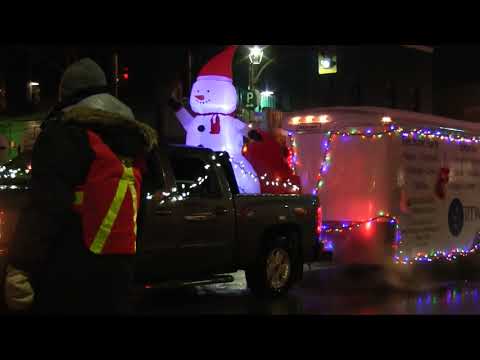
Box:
<box><xmin>60</xmin><ymin>58</ymin><xmax>108</xmax><ymax>99</ymax></box>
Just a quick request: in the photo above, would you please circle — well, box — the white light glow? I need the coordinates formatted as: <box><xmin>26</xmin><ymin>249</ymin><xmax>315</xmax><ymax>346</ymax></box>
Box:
<box><xmin>261</xmin><ymin>90</ymin><xmax>274</xmax><ymax>97</ymax></box>
<box><xmin>381</xmin><ymin>116</ymin><xmax>393</xmax><ymax>123</ymax></box>
<box><xmin>320</xmin><ymin>58</ymin><xmax>331</xmax><ymax>69</ymax></box>
<box><xmin>319</xmin><ymin>115</ymin><xmax>330</xmax><ymax>124</ymax></box>
<box><xmin>291</xmin><ymin>117</ymin><xmax>301</xmax><ymax>125</ymax></box>
<box><xmin>248</xmin><ymin>46</ymin><xmax>264</xmax><ymax>65</ymax></box>
<box><xmin>439</xmin><ymin>127</ymin><xmax>465</xmax><ymax>133</ymax></box>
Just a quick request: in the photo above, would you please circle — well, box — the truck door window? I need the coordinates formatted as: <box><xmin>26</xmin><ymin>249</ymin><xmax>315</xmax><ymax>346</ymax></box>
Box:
<box><xmin>141</xmin><ymin>148</ymin><xmax>166</xmax><ymax>193</ymax></box>
<box><xmin>170</xmin><ymin>155</ymin><xmax>221</xmax><ymax>197</ymax></box>
<box><xmin>214</xmin><ymin>152</ymin><xmax>239</xmax><ymax>195</ymax></box>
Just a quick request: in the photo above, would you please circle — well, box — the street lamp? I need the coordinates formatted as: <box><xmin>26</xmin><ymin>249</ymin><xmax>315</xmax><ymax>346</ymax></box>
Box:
<box><xmin>246</xmin><ymin>46</ymin><xmax>275</xmax><ymax>122</ymax></box>
<box><xmin>248</xmin><ymin>46</ymin><xmax>274</xmax><ymax>90</ymax></box>
<box><xmin>247</xmin><ymin>46</ymin><xmax>265</xmax><ymax>123</ymax></box>
<box><xmin>248</xmin><ymin>46</ymin><xmax>264</xmax><ymax>91</ymax></box>
<box><xmin>248</xmin><ymin>46</ymin><xmax>264</xmax><ymax>65</ymax></box>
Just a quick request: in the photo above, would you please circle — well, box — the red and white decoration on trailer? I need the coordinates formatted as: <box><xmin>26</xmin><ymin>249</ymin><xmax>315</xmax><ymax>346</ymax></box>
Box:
<box><xmin>284</xmin><ymin>107</ymin><xmax>480</xmax><ymax>266</ymax></box>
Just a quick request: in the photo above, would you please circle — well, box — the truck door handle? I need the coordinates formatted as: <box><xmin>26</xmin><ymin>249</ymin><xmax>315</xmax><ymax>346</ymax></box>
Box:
<box><xmin>155</xmin><ymin>209</ymin><xmax>173</xmax><ymax>216</ymax></box>
<box><xmin>184</xmin><ymin>212</ymin><xmax>215</xmax><ymax>221</ymax></box>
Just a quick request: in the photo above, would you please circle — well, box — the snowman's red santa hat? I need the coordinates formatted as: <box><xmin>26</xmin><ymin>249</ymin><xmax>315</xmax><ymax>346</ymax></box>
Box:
<box><xmin>197</xmin><ymin>45</ymin><xmax>238</xmax><ymax>82</ymax></box>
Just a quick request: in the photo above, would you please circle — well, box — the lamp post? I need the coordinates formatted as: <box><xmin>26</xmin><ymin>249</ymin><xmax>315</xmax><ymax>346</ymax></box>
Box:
<box><xmin>248</xmin><ymin>45</ymin><xmax>264</xmax><ymax>90</ymax></box>
<box><xmin>248</xmin><ymin>46</ymin><xmax>276</xmax><ymax>95</ymax></box>
<box><xmin>247</xmin><ymin>46</ymin><xmax>264</xmax><ymax>122</ymax></box>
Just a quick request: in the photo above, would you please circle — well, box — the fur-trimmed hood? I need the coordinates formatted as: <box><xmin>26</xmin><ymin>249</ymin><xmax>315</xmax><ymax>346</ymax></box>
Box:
<box><xmin>49</xmin><ymin>93</ymin><xmax>158</xmax><ymax>152</ymax></box>
<box><xmin>60</xmin><ymin>106</ymin><xmax>158</xmax><ymax>152</ymax></box>
<box><xmin>44</xmin><ymin>93</ymin><xmax>158</xmax><ymax>153</ymax></box>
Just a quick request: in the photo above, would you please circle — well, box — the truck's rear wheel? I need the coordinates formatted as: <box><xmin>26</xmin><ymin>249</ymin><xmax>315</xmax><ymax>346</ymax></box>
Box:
<box><xmin>246</xmin><ymin>235</ymin><xmax>298</xmax><ymax>298</ymax></box>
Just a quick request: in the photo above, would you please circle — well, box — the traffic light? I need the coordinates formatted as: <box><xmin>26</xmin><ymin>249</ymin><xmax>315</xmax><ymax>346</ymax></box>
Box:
<box><xmin>116</xmin><ymin>65</ymin><xmax>131</xmax><ymax>101</ymax></box>
<box><xmin>121</xmin><ymin>67</ymin><xmax>129</xmax><ymax>81</ymax></box>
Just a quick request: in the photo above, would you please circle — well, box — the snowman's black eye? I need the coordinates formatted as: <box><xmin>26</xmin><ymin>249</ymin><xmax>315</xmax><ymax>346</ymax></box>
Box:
<box><xmin>207</xmin><ymin>90</ymin><xmax>210</xmax><ymax>93</ymax></box>
<box><xmin>198</xmin><ymin>125</ymin><xmax>205</xmax><ymax>132</ymax></box>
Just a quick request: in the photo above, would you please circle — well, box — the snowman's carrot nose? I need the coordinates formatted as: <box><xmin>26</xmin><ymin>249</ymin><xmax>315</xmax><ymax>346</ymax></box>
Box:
<box><xmin>195</xmin><ymin>95</ymin><xmax>205</xmax><ymax>100</ymax></box>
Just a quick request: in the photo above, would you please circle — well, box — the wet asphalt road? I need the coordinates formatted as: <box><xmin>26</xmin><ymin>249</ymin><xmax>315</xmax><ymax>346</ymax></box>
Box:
<box><xmin>132</xmin><ymin>262</ymin><xmax>480</xmax><ymax>315</ymax></box>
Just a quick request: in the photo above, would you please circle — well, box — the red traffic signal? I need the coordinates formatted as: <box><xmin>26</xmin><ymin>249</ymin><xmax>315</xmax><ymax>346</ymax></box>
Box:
<box><xmin>121</xmin><ymin>67</ymin><xmax>129</xmax><ymax>81</ymax></box>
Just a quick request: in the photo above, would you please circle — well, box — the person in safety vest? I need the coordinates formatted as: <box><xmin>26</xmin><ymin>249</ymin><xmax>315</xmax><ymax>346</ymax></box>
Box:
<box><xmin>4</xmin><ymin>58</ymin><xmax>162</xmax><ymax>315</ymax></box>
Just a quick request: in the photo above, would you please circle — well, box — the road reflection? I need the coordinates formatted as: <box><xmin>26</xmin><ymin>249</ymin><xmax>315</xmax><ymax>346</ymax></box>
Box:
<box><xmin>134</xmin><ymin>268</ymin><xmax>480</xmax><ymax>315</ymax></box>
<box><xmin>412</xmin><ymin>284</ymin><xmax>480</xmax><ymax>314</ymax></box>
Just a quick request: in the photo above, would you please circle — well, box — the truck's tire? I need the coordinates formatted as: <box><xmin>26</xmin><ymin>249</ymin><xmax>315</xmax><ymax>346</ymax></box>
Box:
<box><xmin>246</xmin><ymin>233</ymin><xmax>299</xmax><ymax>298</ymax></box>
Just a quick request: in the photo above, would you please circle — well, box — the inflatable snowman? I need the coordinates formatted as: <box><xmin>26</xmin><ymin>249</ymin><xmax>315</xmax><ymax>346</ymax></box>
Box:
<box><xmin>169</xmin><ymin>46</ymin><xmax>261</xmax><ymax>194</ymax></box>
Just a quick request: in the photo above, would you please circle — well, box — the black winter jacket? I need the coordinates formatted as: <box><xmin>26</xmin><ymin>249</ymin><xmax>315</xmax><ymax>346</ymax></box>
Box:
<box><xmin>7</xmin><ymin>95</ymin><xmax>162</xmax><ymax>305</ymax></box>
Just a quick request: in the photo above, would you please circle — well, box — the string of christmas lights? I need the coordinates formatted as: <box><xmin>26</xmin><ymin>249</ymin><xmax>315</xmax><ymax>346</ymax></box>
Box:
<box><xmin>394</xmin><ymin>243</ymin><xmax>480</xmax><ymax>265</ymax></box>
<box><xmin>0</xmin><ymin>151</ymin><xmax>297</xmax><ymax>198</ymax></box>
<box><xmin>287</xmin><ymin>132</ymin><xmax>298</xmax><ymax>175</ymax></box>
<box><xmin>148</xmin><ymin>168</ymin><xmax>212</xmax><ymax>204</ymax></box>
<box><xmin>321</xmin><ymin>213</ymin><xmax>398</xmax><ymax>234</ymax></box>
<box><xmin>320</xmin><ymin>212</ymin><xmax>480</xmax><ymax>265</ymax></box>
<box><xmin>0</xmin><ymin>165</ymin><xmax>31</xmax><ymax>178</ymax></box>
<box><xmin>0</xmin><ymin>163</ymin><xmax>32</xmax><ymax>190</ymax></box>
<box><xmin>320</xmin><ymin>212</ymin><xmax>399</xmax><ymax>255</ymax></box>
<box><xmin>230</xmin><ymin>156</ymin><xmax>300</xmax><ymax>193</ymax></box>
<box><xmin>312</xmin><ymin>123</ymin><xmax>480</xmax><ymax>194</ymax></box>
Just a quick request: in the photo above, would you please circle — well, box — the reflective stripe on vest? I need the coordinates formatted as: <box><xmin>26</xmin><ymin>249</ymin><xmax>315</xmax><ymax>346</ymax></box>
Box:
<box><xmin>74</xmin><ymin>164</ymin><xmax>138</xmax><ymax>254</ymax></box>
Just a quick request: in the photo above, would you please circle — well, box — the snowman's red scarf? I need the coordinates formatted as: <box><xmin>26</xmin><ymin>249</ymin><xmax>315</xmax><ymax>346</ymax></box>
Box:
<box><xmin>193</xmin><ymin>112</ymin><xmax>236</xmax><ymax>135</ymax></box>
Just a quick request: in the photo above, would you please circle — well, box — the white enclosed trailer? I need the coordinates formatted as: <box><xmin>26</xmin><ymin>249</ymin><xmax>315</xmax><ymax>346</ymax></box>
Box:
<box><xmin>283</xmin><ymin>107</ymin><xmax>480</xmax><ymax>266</ymax></box>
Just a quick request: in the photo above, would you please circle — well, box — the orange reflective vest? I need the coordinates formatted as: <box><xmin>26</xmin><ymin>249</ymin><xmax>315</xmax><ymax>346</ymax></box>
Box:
<box><xmin>73</xmin><ymin>131</ymin><xmax>142</xmax><ymax>255</ymax></box>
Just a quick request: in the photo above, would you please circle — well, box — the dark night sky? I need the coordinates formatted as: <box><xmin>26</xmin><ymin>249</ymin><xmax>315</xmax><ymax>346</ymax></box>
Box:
<box><xmin>434</xmin><ymin>45</ymin><xmax>480</xmax><ymax>85</ymax></box>
<box><xmin>22</xmin><ymin>44</ymin><xmax>474</xmax><ymax>97</ymax></box>
<box><xmin>6</xmin><ymin>44</ymin><xmax>480</xmax><ymax>125</ymax></box>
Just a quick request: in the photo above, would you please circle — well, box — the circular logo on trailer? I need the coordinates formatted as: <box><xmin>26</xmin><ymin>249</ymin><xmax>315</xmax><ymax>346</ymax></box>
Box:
<box><xmin>448</xmin><ymin>198</ymin><xmax>464</xmax><ymax>237</ymax></box>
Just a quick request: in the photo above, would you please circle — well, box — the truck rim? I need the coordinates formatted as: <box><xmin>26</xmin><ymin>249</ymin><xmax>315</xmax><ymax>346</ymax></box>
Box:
<box><xmin>266</xmin><ymin>248</ymin><xmax>291</xmax><ymax>290</ymax></box>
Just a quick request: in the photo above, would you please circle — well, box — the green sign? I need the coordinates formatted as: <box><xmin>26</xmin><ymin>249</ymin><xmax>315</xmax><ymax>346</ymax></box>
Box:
<box><xmin>242</xmin><ymin>90</ymin><xmax>257</xmax><ymax>109</ymax></box>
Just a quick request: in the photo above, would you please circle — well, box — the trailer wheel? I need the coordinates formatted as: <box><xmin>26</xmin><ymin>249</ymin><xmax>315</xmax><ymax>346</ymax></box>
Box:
<box><xmin>246</xmin><ymin>234</ymin><xmax>298</xmax><ymax>298</ymax></box>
